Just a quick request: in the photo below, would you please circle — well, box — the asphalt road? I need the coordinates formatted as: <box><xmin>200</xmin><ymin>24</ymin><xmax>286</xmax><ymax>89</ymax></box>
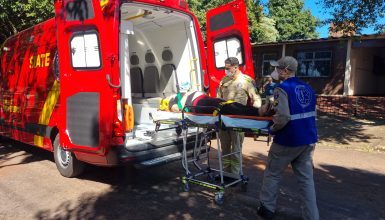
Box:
<box><xmin>0</xmin><ymin>137</ymin><xmax>385</xmax><ymax>220</ymax></box>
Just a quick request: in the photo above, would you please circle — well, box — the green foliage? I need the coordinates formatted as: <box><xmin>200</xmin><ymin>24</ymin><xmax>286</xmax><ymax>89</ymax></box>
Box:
<box><xmin>253</xmin><ymin>16</ymin><xmax>279</xmax><ymax>42</ymax></box>
<box><xmin>0</xmin><ymin>0</ymin><xmax>54</xmax><ymax>44</ymax></box>
<box><xmin>318</xmin><ymin>0</ymin><xmax>385</xmax><ymax>35</ymax></box>
<box><xmin>268</xmin><ymin>0</ymin><xmax>319</xmax><ymax>40</ymax></box>
<box><xmin>0</xmin><ymin>0</ymin><xmax>322</xmax><ymax>45</ymax></box>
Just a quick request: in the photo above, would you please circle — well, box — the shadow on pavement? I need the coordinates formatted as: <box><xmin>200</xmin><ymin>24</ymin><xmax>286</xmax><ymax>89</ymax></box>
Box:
<box><xmin>32</xmin><ymin>150</ymin><xmax>385</xmax><ymax>220</ymax></box>
<box><xmin>0</xmin><ymin>138</ymin><xmax>52</xmax><ymax>169</ymax></box>
<box><xmin>317</xmin><ymin>113</ymin><xmax>385</xmax><ymax>145</ymax></box>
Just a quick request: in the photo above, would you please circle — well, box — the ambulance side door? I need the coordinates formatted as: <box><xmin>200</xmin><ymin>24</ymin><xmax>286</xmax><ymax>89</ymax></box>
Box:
<box><xmin>205</xmin><ymin>0</ymin><xmax>254</xmax><ymax>97</ymax></box>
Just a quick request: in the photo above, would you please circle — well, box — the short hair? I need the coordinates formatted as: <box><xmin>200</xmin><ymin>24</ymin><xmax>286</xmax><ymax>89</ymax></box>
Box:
<box><xmin>224</xmin><ymin>57</ymin><xmax>239</xmax><ymax>67</ymax></box>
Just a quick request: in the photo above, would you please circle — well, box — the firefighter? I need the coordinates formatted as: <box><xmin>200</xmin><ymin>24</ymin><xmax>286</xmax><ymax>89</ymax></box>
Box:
<box><xmin>217</xmin><ymin>57</ymin><xmax>262</xmax><ymax>177</ymax></box>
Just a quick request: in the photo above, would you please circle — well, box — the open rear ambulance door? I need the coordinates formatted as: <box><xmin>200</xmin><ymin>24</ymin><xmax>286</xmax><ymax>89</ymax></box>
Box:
<box><xmin>206</xmin><ymin>0</ymin><xmax>254</xmax><ymax>97</ymax></box>
<box><xmin>54</xmin><ymin>0</ymin><xmax>116</xmax><ymax>159</ymax></box>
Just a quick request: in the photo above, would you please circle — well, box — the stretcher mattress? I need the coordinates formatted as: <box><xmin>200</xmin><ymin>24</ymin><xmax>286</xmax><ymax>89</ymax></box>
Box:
<box><xmin>152</xmin><ymin>111</ymin><xmax>182</xmax><ymax>121</ymax></box>
<box><xmin>221</xmin><ymin>115</ymin><xmax>270</xmax><ymax>129</ymax></box>
<box><xmin>153</xmin><ymin>111</ymin><xmax>271</xmax><ymax>130</ymax></box>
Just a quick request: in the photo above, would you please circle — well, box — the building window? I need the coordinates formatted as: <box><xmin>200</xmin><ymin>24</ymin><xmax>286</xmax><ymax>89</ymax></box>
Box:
<box><xmin>70</xmin><ymin>31</ymin><xmax>101</xmax><ymax>69</ymax></box>
<box><xmin>262</xmin><ymin>53</ymin><xmax>278</xmax><ymax>76</ymax></box>
<box><xmin>214</xmin><ymin>37</ymin><xmax>243</xmax><ymax>68</ymax></box>
<box><xmin>297</xmin><ymin>51</ymin><xmax>332</xmax><ymax>77</ymax></box>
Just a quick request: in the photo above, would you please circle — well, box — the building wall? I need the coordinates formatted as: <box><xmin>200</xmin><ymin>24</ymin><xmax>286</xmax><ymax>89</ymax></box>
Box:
<box><xmin>252</xmin><ymin>40</ymin><xmax>348</xmax><ymax>95</ymax></box>
<box><xmin>252</xmin><ymin>45</ymin><xmax>282</xmax><ymax>77</ymax></box>
<box><xmin>351</xmin><ymin>47</ymin><xmax>385</xmax><ymax>95</ymax></box>
<box><xmin>285</xmin><ymin>41</ymin><xmax>348</xmax><ymax>95</ymax></box>
<box><xmin>317</xmin><ymin>95</ymin><xmax>385</xmax><ymax>119</ymax></box>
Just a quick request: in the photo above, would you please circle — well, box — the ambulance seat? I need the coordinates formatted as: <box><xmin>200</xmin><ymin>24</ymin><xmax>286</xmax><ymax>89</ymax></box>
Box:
<box><xmin>143</xmin><ymin>51</ymin><xmax>160</xmax><ymax>97</ymax></box>
<box><xmin>160</xmin><ymin>48</ymin><xmax>177</xmax><ymax>97</ymax></box>
<box><xmin>130</xmin><ymin>53</ymin><xmax>144</xmax><ymax>98</ymax></box>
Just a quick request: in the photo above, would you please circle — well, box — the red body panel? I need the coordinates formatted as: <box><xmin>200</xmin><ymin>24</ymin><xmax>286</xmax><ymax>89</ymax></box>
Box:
<box><xmin>0</xmin><ymin>0</ymin><xmax>208</xmax><ymax>167</ymax></box>
<box><xmin>0</xmin><ymin>0</ymin><xmax>251</xmax><ymax>168</ymax></box>
<box><xmin>0</xmin><ymin>19</ymin><xmax>58</xmax><ymax>151</ymax></box>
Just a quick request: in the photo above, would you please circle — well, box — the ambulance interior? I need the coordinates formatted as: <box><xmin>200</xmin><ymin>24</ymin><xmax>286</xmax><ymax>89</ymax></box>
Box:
<box><xmin>120</xmin><ymin>4</ymin><xmax>203</xmax><ymax>131</ymax></box>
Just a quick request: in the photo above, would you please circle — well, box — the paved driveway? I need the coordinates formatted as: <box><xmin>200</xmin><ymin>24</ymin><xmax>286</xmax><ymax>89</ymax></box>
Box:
<box><xmin>0</xmin><ymin>136</ymin><xmax>384</xmax><ymax>220</ymax></box>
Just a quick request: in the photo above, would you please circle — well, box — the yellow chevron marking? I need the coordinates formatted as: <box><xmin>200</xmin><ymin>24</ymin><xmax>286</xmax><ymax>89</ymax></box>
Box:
<box><xmin>100</xmin><ymin>0</ymin><xmax>109</xmax><ymax>8</ymax></box>
<box><xmin>34</xmin><ymin>80</ymin><xmax>60</xmax><ymax>147</ymax></box>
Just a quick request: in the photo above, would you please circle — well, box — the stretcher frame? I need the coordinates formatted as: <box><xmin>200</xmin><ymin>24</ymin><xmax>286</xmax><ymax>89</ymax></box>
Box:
<box><xmin>152</xmin><ymin>106</ymin><xmax>271</xmax><ymax>205</ymax></box>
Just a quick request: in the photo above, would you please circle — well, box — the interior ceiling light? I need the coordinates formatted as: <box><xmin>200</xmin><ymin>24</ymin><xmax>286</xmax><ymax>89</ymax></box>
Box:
<box><xmin>125</xmin><ymin>9</ymin><xmax>154</xmax><ymax>21</ymax></box>
<box><xmin>143</xmin><ymin>10</ymin><xmax>155</xmax><ymax>19</ymax></box>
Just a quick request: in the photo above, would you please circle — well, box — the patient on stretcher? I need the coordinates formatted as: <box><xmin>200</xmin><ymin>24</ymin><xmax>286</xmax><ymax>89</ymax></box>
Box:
<box><xmin>159</xmin><ymin>91</ymin><xmax>273</xmax><ymax>116</ymax></box>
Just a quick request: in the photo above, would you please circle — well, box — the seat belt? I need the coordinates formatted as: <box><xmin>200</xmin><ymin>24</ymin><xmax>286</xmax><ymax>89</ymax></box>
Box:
<box><xmin>171</xmin><ymin>64</ymin><xmax>188</xmax><ymax>112</ymax></box>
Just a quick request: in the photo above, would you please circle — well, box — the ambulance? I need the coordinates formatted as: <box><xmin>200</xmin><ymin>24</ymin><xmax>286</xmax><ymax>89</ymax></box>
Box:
<box><xmin>0</xmin><ymin>0</ymin><xmax>254</xmax><ymax>177</ymax></box>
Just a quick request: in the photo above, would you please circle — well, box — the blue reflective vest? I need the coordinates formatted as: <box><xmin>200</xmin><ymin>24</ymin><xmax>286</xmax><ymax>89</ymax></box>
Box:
<box><xmin>273</xmin><ymin>77</ymin><xmax>318</xmax><ymax>147</ymax></box>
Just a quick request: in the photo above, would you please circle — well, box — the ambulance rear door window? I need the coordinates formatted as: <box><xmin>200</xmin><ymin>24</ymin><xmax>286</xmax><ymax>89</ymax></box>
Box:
<box><xmin>70</xmin><ymin>31</ymin><xmax>101</xmax><ymax>69</ymax></box>
<box><xmin>214</xmin><ymin>37</ymin><xmax>243</xmax><ymax>68</ymax></box>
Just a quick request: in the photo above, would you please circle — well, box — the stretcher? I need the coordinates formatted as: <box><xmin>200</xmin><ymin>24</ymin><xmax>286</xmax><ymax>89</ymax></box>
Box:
<box><xmin>151</xmin><ymin>106</ymin><xmax>272</xmax><ymax>205</ymax></box>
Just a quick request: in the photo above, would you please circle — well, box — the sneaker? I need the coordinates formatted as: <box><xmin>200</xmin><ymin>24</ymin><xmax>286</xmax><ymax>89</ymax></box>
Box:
<box><xmin>257</xmin><ymin>204</ymin><xmax>274</xmax><ymax>220</ymax></box>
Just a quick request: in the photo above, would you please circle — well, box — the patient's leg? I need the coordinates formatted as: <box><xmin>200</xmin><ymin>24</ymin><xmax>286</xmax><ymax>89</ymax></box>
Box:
<box><xmin>190</xmin><ymin>97</ymin><xmax>224</xmax><ymax>114</ymax></box>
<box><xmin>220</xmin><ymin>102</ymin><xmax>274</xmax><ymax>116</ymax></box>
<box><xmin>220</xmin><ymin>102</ymin><xmax>260</xmax><ymax>116</ymax></box>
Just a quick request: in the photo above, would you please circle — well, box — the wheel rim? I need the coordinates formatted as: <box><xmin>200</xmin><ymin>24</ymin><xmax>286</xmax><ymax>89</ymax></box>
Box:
<box><xmin>57</xmin><ymin>144</ymin><xmax>70</xmax><ymax>168</ymax></box>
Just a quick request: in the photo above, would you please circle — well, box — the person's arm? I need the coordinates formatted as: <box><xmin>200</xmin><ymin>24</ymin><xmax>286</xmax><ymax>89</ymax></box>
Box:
<box><xmin>246</xmin><ymin>80</ymin><xmax>262</xmax><ymax>108</ymax></box>
<box><xmin>270</xmin><ymin>87</ymin><xmax>290</xmax><ymax>132</ymax></box>
<box><xmin>216</xmin><ymin>86</ymin><xmax>222</xmax><ymax>98</ymax></box>
<box><xmin>216</xmin><ymin>79</ymin><xmax>224</xmax><ymax>98</ymax></box>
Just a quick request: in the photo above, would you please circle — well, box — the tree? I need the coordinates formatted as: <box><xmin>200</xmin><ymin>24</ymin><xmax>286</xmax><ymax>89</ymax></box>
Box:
<box><xmin>252</xmin><ymin>16</ymin><xmax>279</xmax><ymax>42</ymax></box>
<box><xmin>0</xmin><ymin>0</ymin><xmax>54</xmax><ymax>44</ymax></box>
<box><xmin>188</xmin><ymin>0</ymin><xmax>278</xmax><ymax>43</ymax></box>
<box><xmin>318</xmin><ymin>0</ymin><xmax>385</xmax><ymax>35</ymax></box>
<box><xmin>245</xmin><ymin>0</ymin><xmax>279</xmax><ymax>42</ymax></box>
<box><xmin>267</xmin><ymin>0</ymin><xmax>319</xmax><ymax>41</ymax></box>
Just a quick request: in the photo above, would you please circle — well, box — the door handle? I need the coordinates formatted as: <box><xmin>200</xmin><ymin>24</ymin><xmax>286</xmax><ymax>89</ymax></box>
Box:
<box><xmin>106</xmin><ymin>74</ymin><xmax>121</xmax><ymax>88</ymax></box>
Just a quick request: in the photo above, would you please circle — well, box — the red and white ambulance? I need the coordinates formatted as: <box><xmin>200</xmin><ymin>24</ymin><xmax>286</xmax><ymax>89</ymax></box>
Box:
<box><xmin>0</xmin><ymin>0</ymin><xmax>254</xmax><ymax>177</ymax></box>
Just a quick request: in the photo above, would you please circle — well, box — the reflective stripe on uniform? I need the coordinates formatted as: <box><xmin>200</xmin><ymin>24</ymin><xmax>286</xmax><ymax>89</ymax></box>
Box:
<box><xmin>290</xmin><ymin>111</ymin><xmax>316</xmax><ymax>121</ymax></box>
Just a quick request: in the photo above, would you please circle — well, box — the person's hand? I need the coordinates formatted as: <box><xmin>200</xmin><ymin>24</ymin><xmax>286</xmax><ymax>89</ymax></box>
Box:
<box><xmin>258</xmin><ymin>103</ymin><xmax>274</xmax><ymax>116</ymax></box>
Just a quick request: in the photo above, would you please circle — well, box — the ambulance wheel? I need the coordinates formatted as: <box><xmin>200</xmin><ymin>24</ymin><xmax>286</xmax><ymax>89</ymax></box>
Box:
<box><xmin>207</xmin><ymin>172</ymin><xmax>215</xmax><ymax>182</ymax></box>
<box><xmin>53</xmin><ymin>135</ymin><xmax>84</xmax><ymax>178</ymax></box>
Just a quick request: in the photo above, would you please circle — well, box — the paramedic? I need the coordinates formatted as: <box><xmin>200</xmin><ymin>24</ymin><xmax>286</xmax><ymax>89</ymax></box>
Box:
<box><xmin>257</xmin><ymin>56</ymin><xmax>319</xmax><ymax>220</ymax></box>
<box><xmin>217</xmin><ymin>57</ymin><xmax>262</xmax><ymax>177</ymax></box>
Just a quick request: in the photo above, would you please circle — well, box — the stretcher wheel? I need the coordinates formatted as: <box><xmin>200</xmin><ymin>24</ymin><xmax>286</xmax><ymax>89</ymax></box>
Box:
<box><xmin>183</xmin><ymin>182</ymin><xmax>190</xmax><ymax>192</ymax></box>
<box><xmin>241</xmin><ymin>181</ymin><xmax>248</xmax><ymax>192</ymax></box>
<box><xmin>176</xmin><ymin>127</ymin><xmax>182</xmax><ymax>136</ymax></box>
<box><xmin>214</xmin><ymin>192</ymin><xmax>224</xmax><ymax>205</ymax></box>
<box><xmin>207</xmin><ymin>172</ymin><xmax>215</xmax><ymax>182</ymax></box>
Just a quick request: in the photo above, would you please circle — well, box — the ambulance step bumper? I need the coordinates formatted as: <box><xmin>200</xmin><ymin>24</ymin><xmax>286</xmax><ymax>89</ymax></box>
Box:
<box><xmin>136</xmin><ymin>152</ymin><xmax>182</xmax><ymax>168</ymax></box>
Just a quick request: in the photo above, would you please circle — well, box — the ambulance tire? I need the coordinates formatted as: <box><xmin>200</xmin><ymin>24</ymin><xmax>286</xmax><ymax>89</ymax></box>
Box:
<box><xmin>53</xmin><ymin>135</ymin><xmax>84</xmax><ymax>178</ymax></box>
